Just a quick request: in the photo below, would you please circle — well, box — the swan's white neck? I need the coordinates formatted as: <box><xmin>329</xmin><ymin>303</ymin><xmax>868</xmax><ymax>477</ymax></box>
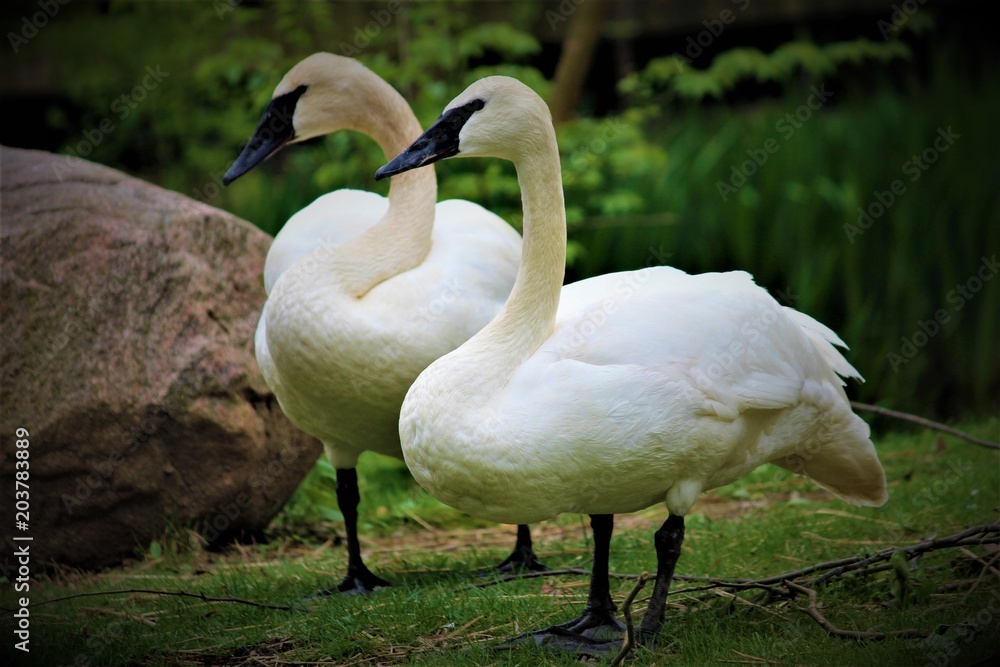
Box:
<box><xmin>323</xmin><ymin>77</ymin><xmax>436</xmax><ymax>297</ymax></box>
<box><xmin>456</xmin><ymin>121</ymin><xmax>566</xmax><ymax>385</ymax></box>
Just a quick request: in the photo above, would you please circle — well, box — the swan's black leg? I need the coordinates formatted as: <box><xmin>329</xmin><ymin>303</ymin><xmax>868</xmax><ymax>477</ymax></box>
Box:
<box><xmin>503</xmin><ymin>514</ymin><xmax>623</xmax><ymax>653</ymax></box>
<box><xmin>637</xmin><ymin>514</ymin><xmax>685</xmax><ymax>645</ymax></box>
<box><xmin>555</xmin><ymin>514</ymin><xmax>622</xmax><ymax>637</ymax></box>
<box><xmin>318</xmin><ymin>467</ymin><xmax>390</xmax><ymax>596</ymax></box>
<box><xmin>495</xmin><ymin>524</ymin><xmax>548</xmax><ymax>573</ymax></box>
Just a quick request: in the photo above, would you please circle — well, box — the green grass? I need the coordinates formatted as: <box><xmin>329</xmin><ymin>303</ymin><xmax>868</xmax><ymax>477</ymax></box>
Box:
<box><xmin>5</xmin><ymin>418</ymin><xmax>998</xmax><ymax>666</ymax></box>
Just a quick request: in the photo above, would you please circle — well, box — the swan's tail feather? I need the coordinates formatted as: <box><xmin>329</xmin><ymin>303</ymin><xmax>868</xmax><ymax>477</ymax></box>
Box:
<box><xmin>783</xmin><ymin>307</ymin><xmax>862</xmax><ymax>382</ymax></box>
<box><xmin>771</xmin><ymin>383</ymin><xmax>887</xmax><ymax>506</ymax></box>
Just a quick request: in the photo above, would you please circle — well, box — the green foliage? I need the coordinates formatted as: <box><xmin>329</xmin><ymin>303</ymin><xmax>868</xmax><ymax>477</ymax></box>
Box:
<box><xmin>620</xmin><ymin>37</ymin><xmax>911</xmax><ymax>103</ymax></box>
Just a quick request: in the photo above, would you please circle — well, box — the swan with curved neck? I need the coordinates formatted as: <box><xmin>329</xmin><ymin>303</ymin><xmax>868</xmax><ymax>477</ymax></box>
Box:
<box><xmin>376</xmin><ymin>76</ymin><xmax>887</xmax><ymax>651</ymax></box>
<box><xmin>225</xmin><ymin>55</ymin><xmax>545</xmax><ymax>595</ymax></box>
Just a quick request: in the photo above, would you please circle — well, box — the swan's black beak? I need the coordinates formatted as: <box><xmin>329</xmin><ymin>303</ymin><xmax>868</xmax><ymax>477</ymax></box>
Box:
<box><xmin>223</xmin><ymin>85</ymin><xmax>308</xmax><ymax>186</ymax></box>
<box><xmin>375</xmin><ymin>119</ymin><xmax>458</xmax><ymax>181</ymax></box>
<box><xmin>375</xmin><ymin>98</ymin><xmax>485</xmax><ymax>181</ymax></box>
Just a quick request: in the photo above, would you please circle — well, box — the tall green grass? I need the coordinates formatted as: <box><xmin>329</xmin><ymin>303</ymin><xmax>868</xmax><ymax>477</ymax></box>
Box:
<box><xmin>568</xmin><ymin>50</ymin><xmax>999</xmax><ymax>418</ymax></box>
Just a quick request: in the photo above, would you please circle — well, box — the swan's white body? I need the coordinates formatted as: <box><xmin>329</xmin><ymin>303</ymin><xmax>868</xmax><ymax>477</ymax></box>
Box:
<box><xmin>247</xmin><ymin>56</ymin><xmax>521</xmax><ymax>470</ymax></box>
<box><xmin>394</xmin><ymin>77</ymin><xmax>887</xmax><ymax>527</ymax></box>
<box><xmin>402</xmin><ymin>266</ymin><xmax>882</xmax><ymax>523</ymax></box>
<box><xmin>258</xmin><ymin>190</ymin><xmax>520</xmax><ymax>466</ymax></box>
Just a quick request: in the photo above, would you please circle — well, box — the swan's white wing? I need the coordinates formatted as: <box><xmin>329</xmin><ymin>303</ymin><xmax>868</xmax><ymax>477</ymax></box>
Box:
<box><xmin>263</xmin><ymin>189</ymin><xmax>388</xmax><ymax>294</ymax></box>
<box><xmin>427</xmin><ymin>199</ymin><xmax>523</xmax><ymax>318</ymax></box>
<box><xmin>781</xmin><ymin>306</ymin><xmax>861</xmax><ymax>382</ymax></box>
<box><xmin>477</xmin><ymin>268</ymin><xmax>884</xmax><ymax>521</ymax></box>
<box><xmin>548</xmin><ymin>268</ymin><xmax>819</xmax><ymax>415</ymax></box>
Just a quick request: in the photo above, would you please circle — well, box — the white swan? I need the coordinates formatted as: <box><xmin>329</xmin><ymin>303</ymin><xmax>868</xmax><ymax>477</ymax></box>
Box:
<box><xmin>376</xmin><ymin>76</ymin><xmax>887</xmax><ymax>650</ymax></box>
<box><xmin>223</xmin><ymin>55</ymin><xmax>546</xmax><ymax>594</ymax></box>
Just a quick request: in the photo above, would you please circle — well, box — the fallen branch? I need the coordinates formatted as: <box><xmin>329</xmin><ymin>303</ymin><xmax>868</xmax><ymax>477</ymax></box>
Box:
<box><xmin>469</xmin><ymin>566</ymin><xmax>717</xmax><ymax>590</ymax></box>
<box><xmin>784</xmin><ymin>580</ymin><xmax>928</xmax><ymax>640</ymax></box>
<box><xmin>959</xmin><ymin>549</ymin><xmax>1000</xmax><ymax>604</ymax></box>
<box><xmin>469</xmin><ymin>524</ymin><xmax>1000</xmax><ymax>604</ymax></box>
<box><xmin>811</xmin><ymin>523</ymin><xmax>1000</xmax><ymax>585</ymax></box>
<box><xmin>469</xmin><ymin>566</ymin><xmax>654</xmax><ymax>590</ymax></box>
<box><xmin>17</xmin><ymin>588</ymin><xmax>308</xmax><ymax>613</ymax></box>
<box><xmin>849</xmin><ymin>402</ymin><xmax>1000</xmax><ymax>450</ymax></box>
<box><xmin>610</xmin><ymin>572</ymin><xmax>649</xmax><ymax>667</ymax></box>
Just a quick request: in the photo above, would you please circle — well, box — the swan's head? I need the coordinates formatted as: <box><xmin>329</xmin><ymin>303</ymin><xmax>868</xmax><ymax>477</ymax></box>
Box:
<box><xmin>375</xmin><ymin>76</ymin><xmax>551</xmax><ymax>180</ymax></box>
<box><xmin>224</xmin><ymin>53</ymin><xmax>381</xmax><ymax>185</ymax></box>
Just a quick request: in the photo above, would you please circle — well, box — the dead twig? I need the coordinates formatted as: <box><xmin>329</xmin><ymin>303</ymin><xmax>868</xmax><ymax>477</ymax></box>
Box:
<box><xmin>811</xmin><ymin>523</ymin><xmax>1000</xmax><ymax>585</ymax></box>
<box><xmin>469</xmin><ymin>566</ymin><xmax>720</xmax><ymax>590</ymax></box>
<box><xmin>670</xmin><ymin>580</ymin><xmax>791</xmax><ymax>600</ymax></box>
<box><xmin>849</xmin><ymin>402</ymin><xmax>1000</xmax><ymax>450</ymax></box>
<box><xmin>610</xmin><ymin>571</ymin><xmax>649</xmax><ymax>667</ymax></box>
<box><xmin>17</xmin><ymin>588</ymin><xmax>308</xmax><ymax>613</ymax></box>
<box><xmin>959</xmin><ymin>549</ymin><xmax>1000</xmax><ymax>604</ymax></box>
<box><xmin>79</xmin><ymin>605</ymin><xmax>159</xmax><ymax>626</ymax></box>
<box><xmin>722</xmin><ymin>649</ymin><xmax>781</xmax><ymax>664</ymax></box>
<box><xmin>784</xmin><ymin>580</ymin><xmax>928</xmax><ymax>640</ymax></box>
<box><xmin>467</xmin><ymin>566</ymin><xmax>648</xmax><ymax>590</ymax></box>
<box><xmin>431</xmin><ymin>614</ymin><xmax>485</xmax><ymax>646</ymax></box>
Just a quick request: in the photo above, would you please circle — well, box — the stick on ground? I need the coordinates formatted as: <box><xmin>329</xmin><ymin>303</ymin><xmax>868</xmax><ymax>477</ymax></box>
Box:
<box><xmin>611</xmin><ymin>572</ymin><xmax>649</xmax><ymax>667</ymax></box>
<box><xmin>850</xmin><ymin>401</ymin><xmax>1000</xmax><ymax>450</ymax></box>
<box><xmin>784</xmin><ymin>580</ymin><xmax>929</xmax><ymax>640</ymax></box>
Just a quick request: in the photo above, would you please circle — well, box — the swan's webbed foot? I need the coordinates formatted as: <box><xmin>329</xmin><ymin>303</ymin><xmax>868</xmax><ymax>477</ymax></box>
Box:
<box><xmin>502</xmin><ymin>606</ymin><xmax>624</xmax><ymax>653</ymax></box>
<box><xmin>506</xmin><ymin>625</ymin><xmax>622</xmax><ymax>654</ymax></box>
<box><xmin>332</xmin><ymin>565</ymin><xmax>391</xmax><ymax>596</ymax></box>
<box><xmin>482</xmin><ymin>524</ymin><xmax>548</xmax><ymax>575</ymax></box>
<box><xmin>307</xmin><ymin>565</ymin><xmax>391</xmax><ymax>598</ymax></box>
<box><xmin>495</xmin><ymin>542</ymin><xmax>548</xmax><ymax>573</ymax></box>
<box><xmin>554</xmin><ymin>605</ymin><xmax>625</xmax><ymax>639</ymax></box>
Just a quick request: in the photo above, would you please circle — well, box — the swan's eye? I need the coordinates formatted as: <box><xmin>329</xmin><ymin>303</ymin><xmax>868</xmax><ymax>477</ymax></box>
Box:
<box><xmin>437</xmin><ymin>98</ymin><xmax>486</xmax><ymax>135</ymax></box>
<box><xmin>268</xmin><ymin>84</ymin><xmax>308</xmax><ymax>127</ymax></box>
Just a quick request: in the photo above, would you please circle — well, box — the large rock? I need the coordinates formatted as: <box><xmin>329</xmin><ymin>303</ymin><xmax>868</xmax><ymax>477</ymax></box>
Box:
<box><xmin>0</xmin><ymin>147</ymin><xmax>322</xmax><ymax>569</ymax></box>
